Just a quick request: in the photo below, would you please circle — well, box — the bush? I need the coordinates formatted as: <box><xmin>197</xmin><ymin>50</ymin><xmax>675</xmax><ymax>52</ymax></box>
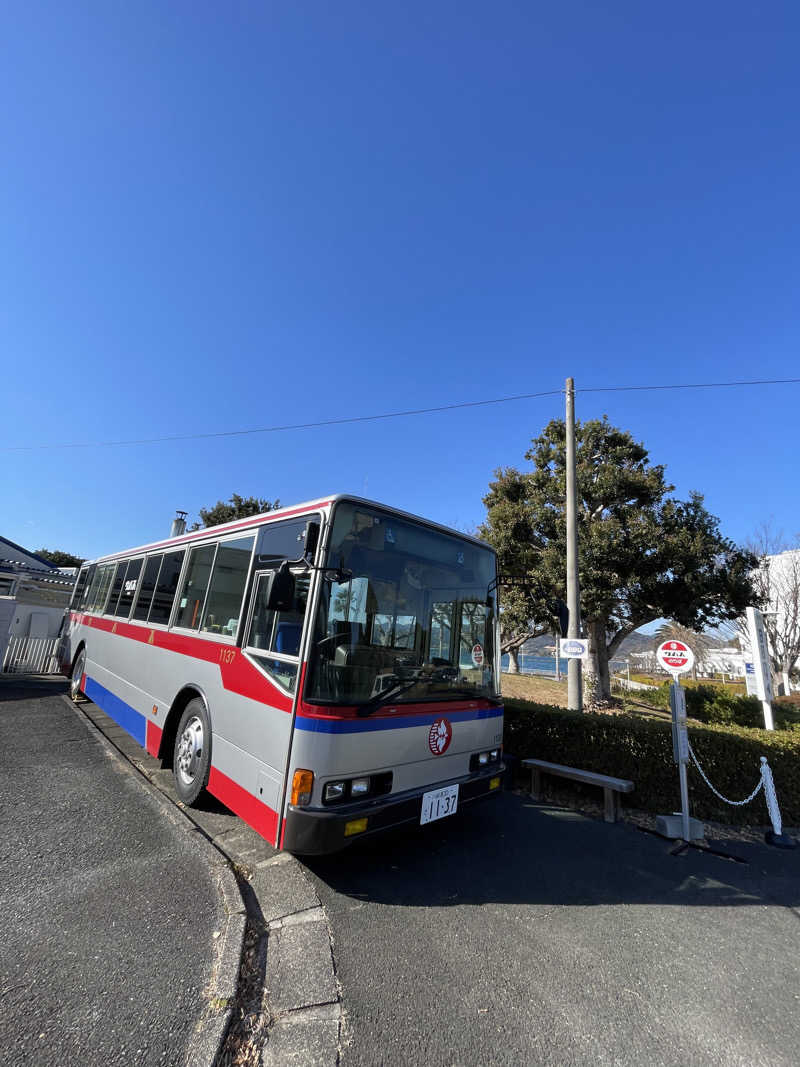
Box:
<box><xmin>624</xmin><ymin>680</ymin><xmax>797</xmax><ymax>730</ymax></box>
<box><xmin>503</xmin><ymin>698</ymin><xmax>800</xmax><ymax>826</ymax></box>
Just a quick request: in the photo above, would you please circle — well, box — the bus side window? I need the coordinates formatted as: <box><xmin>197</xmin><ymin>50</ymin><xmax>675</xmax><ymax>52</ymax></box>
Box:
<box><xmin>71</xmin><ymin>566</ymin><xmax>91</xmax><ymax>610</ymax></box>
<box><xmin>132</xmin><ymin>555</ymin><xmax>163</xmax><ymax>622</ymax></box>
<box><xmin>174</xmin><ymin>544</ymin><xmax>216</xmax><ymax>630</ymax></box>
<box><xmin>85</xmin><ymin>563</ymin><xmax>115</xmax><ymax>614</ymax></box>
<box><xmin>104</xmin><ymin>562</ymin><xmax>126</xmax><ymax>615</ymax></box>
<box><xmin>111</xmin><ymin>558</ymin><xmax>143</xmax><ymax>618</ymax></box>
<box><xmin>244</xmin><ymin>572</ymin><xmax>310</xmax><ymax>691</ymax></box>
<box><xmin>79</xmin><ymin>566</ymin><xmax>96</xmax><ymax>610</ymax></box>
<box><xmin>255</xmin><ymin>516</ymin><xmax>320</xmax><ymax>566</ymax></box>
<box><xmin>199</xmin><ymin>535</ymin><xmax>254</xmax><ymax>636</ymax></box>
<box><xmin>148</xmin><ymin>550</ymin><xmax>186</xmax><ymax>625</ymax></box>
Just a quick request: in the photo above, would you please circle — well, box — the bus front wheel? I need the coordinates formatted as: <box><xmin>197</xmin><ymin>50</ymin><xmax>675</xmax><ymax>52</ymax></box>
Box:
<box><xmin>173</xmin><ymin>699</ymin><xmax>212</xmax><ymax>805</ymax></box>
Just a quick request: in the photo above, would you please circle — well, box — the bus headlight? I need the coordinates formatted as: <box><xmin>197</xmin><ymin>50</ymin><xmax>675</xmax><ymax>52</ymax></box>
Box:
<box><xmin>350</xmin><ymin>777</ymin><xmax>370</xmax><ymax>797</ymax></box>
<box><xmin>470</xmin><ymin>748</ymin><xmax>503</xmax><ymax>772</ymax></box>
<box><xmin>324</xmin><ymin>781</ymin><xmax>346</xmax><ymax>803</ymax></box>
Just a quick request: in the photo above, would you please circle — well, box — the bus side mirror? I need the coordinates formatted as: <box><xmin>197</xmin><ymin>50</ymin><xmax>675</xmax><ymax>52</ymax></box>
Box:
<box><xmin>304</xmin><ymin>520</ymin><xmax>320</xmax><ymax>561</ymax></box>
<box><xmin>266</xmin><ymin>562</ymin><xmax>295</xmax><ymax>612</ymax></box>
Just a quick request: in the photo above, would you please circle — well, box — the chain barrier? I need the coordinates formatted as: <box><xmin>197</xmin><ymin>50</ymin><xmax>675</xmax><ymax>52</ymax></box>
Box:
<box><xmin>688</xmin><ymin>741</ymin><xmax>792</xmax><ymax>845</ymax></box>
<box><xmin>686</xmin><ymin>740</ymin><xmax>764</xmax><ymax>806</ymax></box>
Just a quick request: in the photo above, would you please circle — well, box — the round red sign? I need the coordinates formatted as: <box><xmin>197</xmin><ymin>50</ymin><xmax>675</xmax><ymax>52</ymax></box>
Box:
<box><xmin>428</xmin><ymin>717</ymin><xmax>453</xmax><ymax>756</ymax></box>
<box><xmin>472</xmin><ymin>643</ymin><xmax>484</xmax><ymax>667</ymax></box>
<box><xmin>656</xmin><ymin>640</ymin><xmax>695</xmax><ymax>675</ymax></box>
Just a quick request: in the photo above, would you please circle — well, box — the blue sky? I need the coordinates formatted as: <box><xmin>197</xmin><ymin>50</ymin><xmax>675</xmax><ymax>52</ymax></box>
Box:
<box><xmin>2</xmin><ymin>2</ymin><xmax>799</xmax><ymax>561</ymax></box>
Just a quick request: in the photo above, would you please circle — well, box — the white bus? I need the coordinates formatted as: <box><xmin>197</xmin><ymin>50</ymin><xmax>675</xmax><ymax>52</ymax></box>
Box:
<box><xmin>59</xmin><ymin>496</ymin><xmax>504</xmax><ymax>853</ymax></box>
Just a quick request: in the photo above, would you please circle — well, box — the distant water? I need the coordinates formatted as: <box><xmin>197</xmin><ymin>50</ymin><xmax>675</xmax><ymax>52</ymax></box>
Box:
<box><xmin>501</xmin><ymin>653</ymin><xmax>627</xmax><ymax>677</ymax></box>
<box><xmin>501</xmin><ymin>654</ymin><xmax>568</xmax><ymax>676</ymax></box>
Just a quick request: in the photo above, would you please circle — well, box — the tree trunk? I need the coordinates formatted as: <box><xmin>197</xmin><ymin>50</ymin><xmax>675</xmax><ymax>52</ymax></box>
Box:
<box><xmin>507</xmin><ymin>647</ymin><xmax>520</xmax><ymax>674</ymax></box>
<box><xmin>585</xmin><ymin>618</ymin><xmax>612</xmax><ymax>704</ymax></box>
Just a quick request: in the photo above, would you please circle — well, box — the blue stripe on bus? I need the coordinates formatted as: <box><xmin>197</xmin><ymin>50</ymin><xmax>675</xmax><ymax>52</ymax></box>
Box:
<box><xmin>294</xmin><ymin>706</ymin><xmax>503</xmax><ymax>734</ymax></box>
<box><xmin>84</xmin><ymin>676</ymin><xmax>147</xmax><ymax>747</ymax></box>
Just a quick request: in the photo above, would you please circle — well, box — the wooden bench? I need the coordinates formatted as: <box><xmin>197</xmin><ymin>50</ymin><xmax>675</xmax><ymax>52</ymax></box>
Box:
<box><xmin>522</xmin><ymin>758</ymin><xmax>634</xmax><ymax>824</ymax></box>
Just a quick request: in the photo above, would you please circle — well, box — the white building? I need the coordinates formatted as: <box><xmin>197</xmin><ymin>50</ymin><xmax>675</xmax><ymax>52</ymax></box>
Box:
<box><xmin>740</xmin><ymin>548</ymin><xmax>800</xmax><ymax>693</ymax></box>
<box><xmin>0</xmin><ymin>537</ymin><xmax>75</xmax><ymax>668</ymax></box>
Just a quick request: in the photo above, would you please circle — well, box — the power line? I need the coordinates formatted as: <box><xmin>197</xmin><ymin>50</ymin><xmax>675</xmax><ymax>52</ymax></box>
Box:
<box><xmin>3</xmin><ymin>377</ymin><xmax>799</xmax><ymax>453</ymax></box>
<box><xmin>2</xmin><ymin>389</ymin><xmax>563</xmax><ymax>452</ymax></box>
<box><xmin>580</xmin><ymin>377</ymin><xmax>800</xmax><ymax>395</ymax></box>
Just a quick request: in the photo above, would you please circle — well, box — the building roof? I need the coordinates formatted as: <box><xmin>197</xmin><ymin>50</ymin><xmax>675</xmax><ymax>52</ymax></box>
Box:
<box><xmin>0</xmin><ymin>536</ymin><xmax>56</xmax><ymax>570</ymax></box>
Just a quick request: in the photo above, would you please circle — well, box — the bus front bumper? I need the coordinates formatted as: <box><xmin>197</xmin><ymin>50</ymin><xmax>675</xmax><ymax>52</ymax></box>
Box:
<box><xmin>281</xmin><ymin>766</ymin><xmax>504</xmax><ymax>855</ymax></box>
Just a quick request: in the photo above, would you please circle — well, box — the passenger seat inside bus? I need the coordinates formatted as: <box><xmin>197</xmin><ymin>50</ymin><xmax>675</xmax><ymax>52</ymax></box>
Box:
<box><xmin>275</xmin><ymin>622</ymin><xmax>302</xmax><ymax>656</ymax></box>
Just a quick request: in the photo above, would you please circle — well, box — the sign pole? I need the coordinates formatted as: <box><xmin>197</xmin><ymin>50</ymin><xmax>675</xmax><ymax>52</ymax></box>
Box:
<box><xmin>657</xmin><ymin>640</ymin><xmax>696</xmax><ymax>842</ymax></box>
<box><xmin>565</xmin><ymin>377</ymin><xmax>582</xmax><ymax>711</ymax></box>
<box><xmin>672</xmin><ymin>678</ymin><xmax>691</xmax><ymax>842</ymax></box>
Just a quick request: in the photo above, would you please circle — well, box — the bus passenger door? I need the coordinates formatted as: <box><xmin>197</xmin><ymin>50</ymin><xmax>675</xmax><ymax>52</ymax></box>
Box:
<box><xmin>222</xmin><ymin>569</ymin><xmax>310</xmax><ymax>840</ymax></box>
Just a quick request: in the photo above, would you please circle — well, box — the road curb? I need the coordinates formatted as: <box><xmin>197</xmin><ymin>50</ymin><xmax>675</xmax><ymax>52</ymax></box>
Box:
<box><xmin>62</xmin><ymin>695</ymin><xmax>246</xmax><ymax>1067</ymax></box>
<box><xmin>61</xmin><ymin>691</ymin><xmax>342</xmax><ymax>1066</ymax></box>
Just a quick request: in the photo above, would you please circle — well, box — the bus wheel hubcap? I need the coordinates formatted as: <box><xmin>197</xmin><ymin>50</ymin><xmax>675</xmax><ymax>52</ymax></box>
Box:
<box><xmin>177</xmin><ymin>716</ymin><xmax>204</xmax><ymax>784</ymax></box>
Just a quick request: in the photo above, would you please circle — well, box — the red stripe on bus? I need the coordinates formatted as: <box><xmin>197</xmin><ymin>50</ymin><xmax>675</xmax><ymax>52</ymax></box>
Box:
<box><xmin>146</xmin><ymin>720</ymin><xmax>163</xmax><ymax>758</ymax></box>
<box><xmin>296</xmin><ymin>697</ymin><xmax>498</xmax><ymax>721</ymax></box>
<box><xmin>208</xmin><ymin>766</ymin><xmax>279</xmax><ymax>846</ymax></box>
<box><xmin>70</xmin><ymin>613</ymin><xmax>292</xmax><ymax>712</ymax></box>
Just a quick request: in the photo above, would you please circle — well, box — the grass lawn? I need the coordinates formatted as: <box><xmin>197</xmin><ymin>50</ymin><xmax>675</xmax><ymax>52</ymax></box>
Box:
<box><xmin>500</xmin><ymin>672</ymin><xmax>569</xmax><ymax>708</ymax></box>
<box><xmin>500</xmin><ymin>670</ymin><xmax>671</xmax><ymax>721</ymax></box>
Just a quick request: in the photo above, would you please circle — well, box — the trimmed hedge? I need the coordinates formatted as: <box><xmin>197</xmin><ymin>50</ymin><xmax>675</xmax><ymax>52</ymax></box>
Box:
<box><xmin>503</xmin><ymin>698</ymin><xmax>800</xmax><ymax>826</ymax></box>
<box><xmin>619</xmin><ymin>681</ymin><xmax>800</xmax><ymax>731</ymax></box>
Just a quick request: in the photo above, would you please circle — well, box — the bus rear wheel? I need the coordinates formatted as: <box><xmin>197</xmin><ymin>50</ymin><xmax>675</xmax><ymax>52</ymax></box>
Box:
<box><xmin>69</xmin><ymin>649</ymin><xmax>86</xmax><ymax>702</ymax></box>
<box><xmin>173</xmin><ymin>699</ymin><xmax>212</xmax><ymax>805</ymax></box>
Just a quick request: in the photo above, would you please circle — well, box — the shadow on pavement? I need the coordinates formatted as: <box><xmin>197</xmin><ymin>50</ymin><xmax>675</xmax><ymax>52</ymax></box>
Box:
<box><xmin>0</xmin><ymin>675</ymin><xmax>68</xmax><ymax>700</ymax></box>
<box><xmin>304</xmin><ymin>791</ymin><xmax>800</xmax><ymax>910</ymax></box>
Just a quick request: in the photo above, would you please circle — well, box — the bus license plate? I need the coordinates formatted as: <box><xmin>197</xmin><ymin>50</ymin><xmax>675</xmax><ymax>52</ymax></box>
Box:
<box><xmin>420</xmin><ymin>784</ymin><xmax>459</xmax><ymax>825</ymax></box>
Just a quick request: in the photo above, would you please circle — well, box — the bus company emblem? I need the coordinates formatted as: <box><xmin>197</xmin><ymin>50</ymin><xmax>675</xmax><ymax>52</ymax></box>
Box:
<box><xmin>428</xmin><ymin>718</ymin><xmax>452</xmax><ymax>756</ymax></box>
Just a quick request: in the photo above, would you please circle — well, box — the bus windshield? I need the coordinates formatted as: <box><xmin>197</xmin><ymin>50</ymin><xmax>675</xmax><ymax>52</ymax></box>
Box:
<box><xmin>306</xmin><ymin>502</ymin><xmax>499</xmax><ymax>707</ymax></box>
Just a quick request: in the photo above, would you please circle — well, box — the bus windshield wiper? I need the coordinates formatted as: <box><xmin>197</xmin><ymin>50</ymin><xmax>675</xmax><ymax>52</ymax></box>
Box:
<box><xmin>356</xmin><ymin>680</ymin><xmax>419</xmax><ymax>718</ymax></box>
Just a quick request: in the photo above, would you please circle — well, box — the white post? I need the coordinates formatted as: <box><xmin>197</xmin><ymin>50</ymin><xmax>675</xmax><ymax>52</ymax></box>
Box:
<box><xmin>746</xmin><ymin>606</ymin><xmax>775</xmax><ymax>730</ymax></box>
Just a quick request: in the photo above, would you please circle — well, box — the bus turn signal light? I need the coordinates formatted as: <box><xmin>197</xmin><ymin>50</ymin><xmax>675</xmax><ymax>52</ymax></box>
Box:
<box><xmin>344</xmin><ymin>818</ymin><xmax>368</xmax><ymax>837</ymax></box>
<box><xmin>291</xmin><ymin>769</ymin><xmax>314</xmax><ymax>806</ymax></box>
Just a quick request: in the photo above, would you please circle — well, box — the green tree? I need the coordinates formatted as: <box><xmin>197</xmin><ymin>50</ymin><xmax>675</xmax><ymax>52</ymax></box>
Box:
<box><xmin>35</xmin><ymin>548</ymin><xmax>85</xmax><ymax>567</ymax></box>
<box><xmin>481</xmin><ymin>416</ymin><xmax>758</xmax><ymax>703</ymax></box>
<box><xmin>192</xmin><ymin>494</ymin><xmax>280</xmax><ymax>530</ymax></box>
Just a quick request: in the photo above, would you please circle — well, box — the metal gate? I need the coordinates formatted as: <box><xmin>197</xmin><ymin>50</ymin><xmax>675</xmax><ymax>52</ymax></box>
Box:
<box><xmin>2</xmin><ymin>636</ymin><xmax>61</xmax><ymax>674</ymax></box>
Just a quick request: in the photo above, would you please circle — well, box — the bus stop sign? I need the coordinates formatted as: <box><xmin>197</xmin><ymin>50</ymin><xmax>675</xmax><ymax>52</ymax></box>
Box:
<box><xmin>656</xmin><ymin>640</ymin><xmax>694</xmax><ymax>677</ymax></box>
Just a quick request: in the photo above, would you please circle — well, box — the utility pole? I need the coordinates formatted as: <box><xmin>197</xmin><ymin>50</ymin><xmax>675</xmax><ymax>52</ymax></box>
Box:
<box><xmin>565</xmin><ymin>377</ymin><xmax>583</xmax><ymax>711</ymax></box>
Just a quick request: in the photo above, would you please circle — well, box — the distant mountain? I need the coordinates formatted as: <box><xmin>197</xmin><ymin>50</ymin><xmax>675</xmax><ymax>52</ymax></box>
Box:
<box><xmin>517</xmin><ymin>628</ymin><xmax>737</xmax><ymax>658</ymax></box>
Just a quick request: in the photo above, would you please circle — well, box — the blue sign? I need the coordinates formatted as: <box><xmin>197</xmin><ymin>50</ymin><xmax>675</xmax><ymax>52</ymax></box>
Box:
<box><xmin>561</xmin><ymin>639</ymin><xmax>587</xmax><ymax>658</ymax></box>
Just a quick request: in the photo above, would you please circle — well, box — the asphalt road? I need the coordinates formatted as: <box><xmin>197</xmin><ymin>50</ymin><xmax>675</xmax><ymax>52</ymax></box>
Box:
<box><xmin>304</xmin><ymin>791</ymin><xmax>800</xmax><ymax>1066</ymax></box>
<box><xmin>0</xmin><ymin>679</ymin><xmax>223</xmax><ymax>1067</ymax></box>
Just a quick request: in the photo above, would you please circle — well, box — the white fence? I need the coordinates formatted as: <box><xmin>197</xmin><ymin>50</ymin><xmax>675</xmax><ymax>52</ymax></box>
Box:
<box><xmin>2</xmin><ymin>636</ymin><xmax>61</xmax><ymax>674</ymax></box>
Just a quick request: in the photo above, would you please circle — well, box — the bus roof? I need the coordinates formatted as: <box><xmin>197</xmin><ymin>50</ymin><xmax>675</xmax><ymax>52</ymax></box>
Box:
<box><xmin>85</xmin><ymin>495</ymin><xmax>493</xmax><ymax>566</ymax></box>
